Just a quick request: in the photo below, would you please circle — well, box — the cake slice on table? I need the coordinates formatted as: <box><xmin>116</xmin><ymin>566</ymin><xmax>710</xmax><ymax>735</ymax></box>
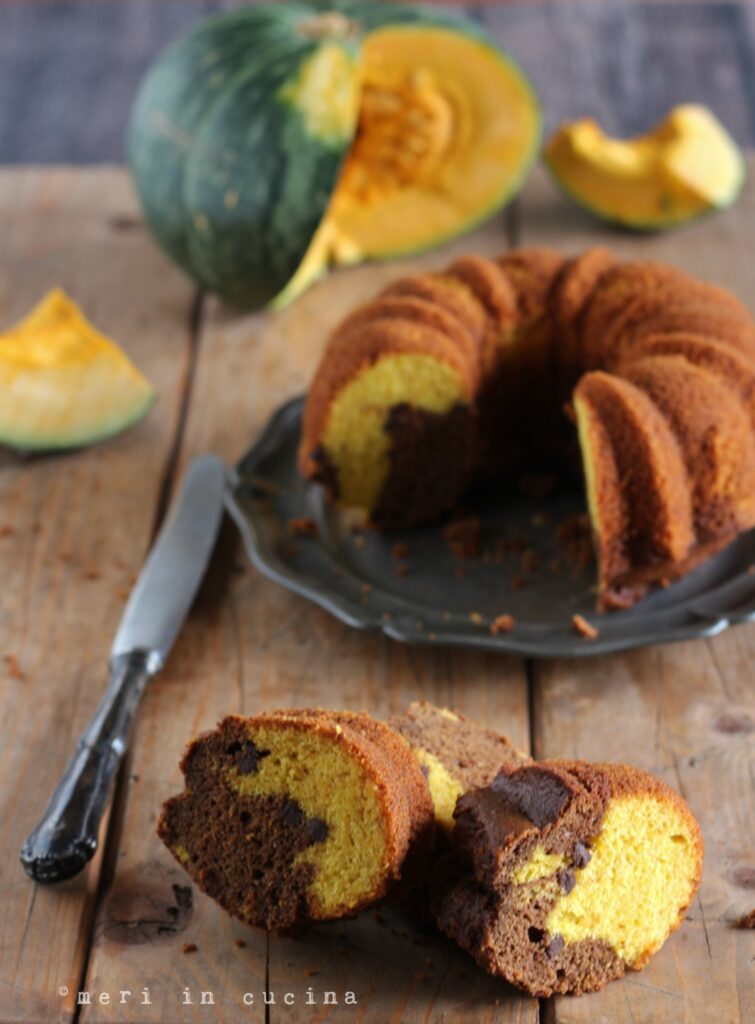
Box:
<box><xmin>391</xmin><ymin>701</ymin><xmax>530</xmax><ymax>831</ymax></box>
<box><xmin>433</xmin><ymin>760</ymin><xmax>703</xmax><ymax>996</ymax></box>
<box><xmin>158</xmin><ymin>708</ymin><xmax>434</xmax><ymax>931</ymax></box>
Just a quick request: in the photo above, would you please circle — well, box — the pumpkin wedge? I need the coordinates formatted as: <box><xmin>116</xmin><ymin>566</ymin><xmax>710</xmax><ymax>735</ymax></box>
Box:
<box><xmin>544</xmin><ymin>105</ymin><xmax>745</xmax><ymax>230</ymax></box>
<box><xmin>0</xmin><ymin>290</ymin><xmax>155</xmax><ymax>451</ymax></box>
<box><xmin>128</xmin><ymin>2</ymin><xmax>541</xmax><ymax>309</ymax></box>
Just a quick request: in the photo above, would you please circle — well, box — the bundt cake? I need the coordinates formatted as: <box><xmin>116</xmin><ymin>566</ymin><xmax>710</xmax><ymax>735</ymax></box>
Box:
<box><xmin>391</xmin><ymin>701</ymin><xmax>530</xmax><ymax>831</ymax></box>
<box><xmin>158</xmin><ymin>709</ymin><xmax>434</xmax><ymax>931</ymax></box>
<box><xmin>432</xmin><ymin>760</ymin><xmax>703</xmax><ymax>996</ymax></box>
<box><xmin>298</xmin><ymin>248</ymin><xmax>755</xmax><ymax>609</ymax></box>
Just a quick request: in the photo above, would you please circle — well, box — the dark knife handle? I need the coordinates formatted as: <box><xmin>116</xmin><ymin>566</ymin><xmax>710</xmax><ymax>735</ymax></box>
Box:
<box><xmin>20</xmin><ymin>650</ymin><xmax>155</xmax><ymax>884</ymax></box>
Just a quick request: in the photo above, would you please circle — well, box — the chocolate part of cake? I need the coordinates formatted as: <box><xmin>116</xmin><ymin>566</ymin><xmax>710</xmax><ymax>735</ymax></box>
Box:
<box><xmin>158</xmin><ymin>722</ymin><xmax>325</xmax><ymax>931</ymax></box>
<box><xmin>371</xmin><ymin>403</ymin><xmax>478</xmax><ymax>528</ymax></box>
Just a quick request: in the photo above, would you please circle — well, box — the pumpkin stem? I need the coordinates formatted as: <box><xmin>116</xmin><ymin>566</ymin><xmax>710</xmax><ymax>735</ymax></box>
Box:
<box><xmin>296</xmin><ymin>11</ymin><xmax>360</xmax><ymax>42</ymax></box>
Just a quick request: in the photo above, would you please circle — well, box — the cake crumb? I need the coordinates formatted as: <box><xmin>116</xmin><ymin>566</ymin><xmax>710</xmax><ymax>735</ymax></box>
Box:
<box><xmin>4</xmin><ymin>654</ymin><xmax>24</xmax><ymax>681</ymax></box>
<box><xmin>572</xmin><ymin>614</ymin><xmax>599</xmax><ymax>640</ymax></box>
<box><xmin>235</xmin><ymin>938</ymin><xmax>246</xmax><ymax>948</ymax></box>
<box><xmin>392</xmin><ymin>542</ymin><xmax>408</xmax><ymax>559</ymax></box>
<box><xmin>521</xmin><ymin>549</ymin><xmax>539</xmax><ymax>574</ymax></box>
<box><xmin>734</xmin><ymin>908</ymin><xmax>755</xmax><ymax>929</ymax></box>
<box><xmin>288</xmin><ymin>517</ymin><xmax>319</xmax><ymax>538</ymax></box>
<box><xmin>469</xmin><ymin>611</ymin><xmax>485</xmax><ymax>626</ymax></box>
<box><xmin>443</xmin><ymin>515</ymin><xmax>482</xmax><ymax>559</ymax></box>
<box><xmin>490</xmin><ymin>614</ymin><xmax>515</xmax><ymax>635</ymax></box>
<box><xmin>182</xmin><ymin>943</ymin><xmax>198</xmax><ymax>954</ymax></box>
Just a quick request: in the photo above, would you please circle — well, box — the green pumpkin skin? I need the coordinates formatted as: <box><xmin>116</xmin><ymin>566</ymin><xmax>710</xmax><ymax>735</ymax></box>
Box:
<box><xmin>128</xmin><ymin>4</ymin><xmax>361</xmax><ymax>309</ymax></box>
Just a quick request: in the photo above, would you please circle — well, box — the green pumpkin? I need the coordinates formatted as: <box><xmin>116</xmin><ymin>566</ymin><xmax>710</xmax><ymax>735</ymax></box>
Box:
<box><xmin>128</xmin><ymin>2</ymin><xmax>541</xmax><ymax>309</ymax></box>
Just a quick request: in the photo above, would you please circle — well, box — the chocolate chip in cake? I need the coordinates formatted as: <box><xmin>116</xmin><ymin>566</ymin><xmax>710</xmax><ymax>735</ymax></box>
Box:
<box><xmin>546</xmin><ymin>935</ymin><xmax>564</xmax><ymax>959</ymax></box>
<box><xmin>557</xmin><ymin>869</ymin><xmax>576</xmax><ymax>894</ymax></box>
<box><xmin>491</xmin><ymin>766</ymin><xmax>571</xmax><ymax>828</ymax></box>
<box><xmin>280</xmin><ymin>800</ymin><xmax>306</xmax><ymax>829</ymax></box>
<box><xmin>306</xmin><ymin>818</ymin><xmax>329</xmax><ymax>845</ymax></box>
<box><xmin>572</xmin><ymin>841</ymin><xmax>592</xmax><ymax>868</ymax></box>
<box><xmin>226</xmin><ymin>739</ymin><xmax>271</xmax><ymax>775</ymax></box>
<box><xmin>527</xmin><ymin>927</ymin><xmax>545</xmax><ymax>943</ymax></box>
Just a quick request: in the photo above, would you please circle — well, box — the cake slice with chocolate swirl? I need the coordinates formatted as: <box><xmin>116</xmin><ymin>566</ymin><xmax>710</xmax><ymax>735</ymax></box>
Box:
<box><xmin>433</xmin><ymin>760</ymin><xmax>703</xmax><ymax>995</ymax></box>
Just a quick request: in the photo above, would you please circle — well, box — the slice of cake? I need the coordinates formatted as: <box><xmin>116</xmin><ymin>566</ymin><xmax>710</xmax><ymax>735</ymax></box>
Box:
<box><xmin>433</xmin><ymin>760</ymin><xmax>703</xmax><ymax>995</ymax></box>
<box><xmin>391</xmin><ymin>701</ymin><xmax>530</xmax><ymax>831</ymax></box>
<box><xmin>158</xmin><ymin>709</ymin><xmax>434</xmax><ymax>931</ymax></box>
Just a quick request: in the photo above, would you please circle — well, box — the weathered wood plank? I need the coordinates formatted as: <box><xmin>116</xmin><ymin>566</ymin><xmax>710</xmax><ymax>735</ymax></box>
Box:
<box><xmin>518</xmin><ymin>160</ymin><xmax>755</xmax><ymax>1024</ymax></box>
<box><xmin>0</xmin><ymin>167</ymin><xmax>196</xmax><ymax>1023</ymax></box>
<box><xmin>79</xmin><ymin>209</ymin><xmax>535</xmax><ymax>1022</ymax></box>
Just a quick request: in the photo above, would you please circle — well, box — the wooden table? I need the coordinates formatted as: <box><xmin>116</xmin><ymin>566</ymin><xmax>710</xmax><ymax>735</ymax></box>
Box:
<box><xmin>1</xmin><ymin>155</ymin><xmax>753</xmax><ymax>1024</ymax></box>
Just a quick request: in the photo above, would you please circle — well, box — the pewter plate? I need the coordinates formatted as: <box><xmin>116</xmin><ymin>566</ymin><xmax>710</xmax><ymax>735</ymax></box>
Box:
<box><xmin>225</xmin><ymin>398</ymin><xmax>755</xmax><ymax>658</ymax></box>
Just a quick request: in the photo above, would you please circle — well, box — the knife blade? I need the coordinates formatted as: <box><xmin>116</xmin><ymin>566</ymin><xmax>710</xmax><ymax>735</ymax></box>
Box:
<box><xmin>20</xmin><ymin>454</ymin><xmax>226</xmax><ymax>884</ymax></box>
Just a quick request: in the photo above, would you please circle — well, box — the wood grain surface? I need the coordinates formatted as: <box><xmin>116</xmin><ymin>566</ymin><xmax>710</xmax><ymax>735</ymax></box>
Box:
<box><xmin>0</xmin><ymin>157</ymin><xmax>752</xmax><ymax>1023</ymax></box>
<box><xmin>0</xmin><ymin>168</ymin><xmax>196</xmax><ymax>1024</ymax></box>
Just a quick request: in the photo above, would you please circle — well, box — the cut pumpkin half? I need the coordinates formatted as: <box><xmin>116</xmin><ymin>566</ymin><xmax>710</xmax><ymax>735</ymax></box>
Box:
<box><xmin>0</xmin><ymin>290</ymin><xmax>155</xmax><ymax>451</ymax></box>
<box><xmin>129</xmin><ymin>3</ymin><xmax>541</xmax><ymax>310</ymax></box>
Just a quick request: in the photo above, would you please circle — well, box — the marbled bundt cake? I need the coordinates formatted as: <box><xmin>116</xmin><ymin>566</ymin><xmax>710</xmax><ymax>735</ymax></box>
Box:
<box><xmin>298</xmin><ymin>248</ymin><xmax>755</xmax><ymax>609</ymax></box>
<box><xmin>391</xmin><ymin>701</ymin><xmax>529</xmax><ymax>831</ymax></box>
<box><xmin>158</xmin><ymin>709</ymin><xmax>434</xmax><ymax>931</ymax></box>
<box><xmin>432</xmin><ymin>760</ymin><xmax>703</xmax><ymax>996</ymax></box>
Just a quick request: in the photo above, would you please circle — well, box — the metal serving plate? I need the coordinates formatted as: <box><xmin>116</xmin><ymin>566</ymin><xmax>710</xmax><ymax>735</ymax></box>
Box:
<box><xmin>225</xmin><ymin>398</ymin><xmax>755</xmax><ymax>658</ymax></box>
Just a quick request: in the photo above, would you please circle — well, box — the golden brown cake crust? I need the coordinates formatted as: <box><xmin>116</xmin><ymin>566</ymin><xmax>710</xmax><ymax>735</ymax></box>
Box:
<box><xmin>158</xmin><ymin>708</ymin><xmax>435</xmax><ymax>932</ymax></box>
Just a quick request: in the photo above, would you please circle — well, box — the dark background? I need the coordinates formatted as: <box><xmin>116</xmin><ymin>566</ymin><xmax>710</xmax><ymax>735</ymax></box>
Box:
<box><xmin>1</xmin><ymin>1</ymin><xmax>755</xmax><ymax>163</ymax></box>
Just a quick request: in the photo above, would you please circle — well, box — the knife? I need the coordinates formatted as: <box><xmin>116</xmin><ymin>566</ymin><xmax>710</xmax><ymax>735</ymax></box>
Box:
<box><xmin>20</xmin><ymin>454</ymin><xmax>226</xmax><ymax>884</ymax></box>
